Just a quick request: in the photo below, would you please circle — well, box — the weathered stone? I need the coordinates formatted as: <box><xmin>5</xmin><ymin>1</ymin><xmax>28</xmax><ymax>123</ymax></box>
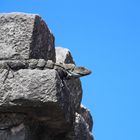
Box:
<box><xmin>0</xmin><ymin>13</ymin><xmax>55</xmax><ymax>61</ymax></box>
<box><xmin>0</xmin><ymin>123</ymin><xmax>30</xmax><ymax>140</ymax></box>
<box><xmin>55</xmin><ymin>47</ymin><xmax>75</xmax><ymax>64</ymax></box>
<box><xmin>79</xmin><ymin>105</ymin><xmax>93</xmax><ymax>131</ymax></box>
<box><xmin>55</xmin><ymin>47</ymin><xmax>82</xmax><ymax>112</ymax></box>
<box><xmin>0</xmin><ymin>69</ymin><xmax>72</xmax><ymax>131</ymax></box>
<box><xmin>66</xmin><ymin>113</ymin><xmax>94</xmax><ymax>140</ymax></box>
<box><xmin>0</xmin><ymin>113</ymin><xmax>30</xmax><ymax>140</ymax></box>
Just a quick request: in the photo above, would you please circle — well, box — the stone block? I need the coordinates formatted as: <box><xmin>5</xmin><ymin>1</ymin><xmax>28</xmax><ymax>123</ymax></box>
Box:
<box><xmin>0</xmin><ymin>13</ymin><xmax>55</xmax><ymax>61</ymax></box>
<box><xmin>0</xmin><ymin>69</ymin><xmax>72</xmax><ymax>130</ymax></box>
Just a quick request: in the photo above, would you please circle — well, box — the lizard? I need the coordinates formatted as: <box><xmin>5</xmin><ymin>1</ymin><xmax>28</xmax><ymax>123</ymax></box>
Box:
<box><xmin>0</xmin><ymin>59</ymin><xmax>92</xmax><ymax>83</ymax></box>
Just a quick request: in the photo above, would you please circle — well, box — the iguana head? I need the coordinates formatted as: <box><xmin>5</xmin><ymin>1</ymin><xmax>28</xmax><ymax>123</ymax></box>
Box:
<box><xmin>73</xmin><ymin>66</ymin><xmax>92</xmax><ymax>76</ymax></box>
<box><xmin>66</xmin><ymin>66</ymin><xmax>92</xmax><ymax>79</ymax></box>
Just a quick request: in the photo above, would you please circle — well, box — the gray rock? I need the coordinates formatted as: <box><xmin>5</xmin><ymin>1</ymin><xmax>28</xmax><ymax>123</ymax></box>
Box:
<box><xmin>55</xmin><ymin>47</ymin><xmax>82</xmax><ymax>112</ymax></box>
<box><xmin>65</xmin><ymin>79</ymin><xmax>82</xmax><ymax>112</ymax></box>
<box><xmin>0</xmin><ymin>13</ymin><xmax>55</xmax><ymax>61</ymax></box>
<box><xmin>0</xmin><ymin>13</ymin><xmax>94</xmax><ymax>140</ymax></box>
<box><xmin>79</xmin><ymin>105</ymin><xmax>93</xmax><ymax>131</ymax></box>
<box><xmin>66</xmin><ymin>113</ymin><xmax>94</xmax><ymax>140</ymax></box>
<box><xmin>0</xmin><ymin>114</ymin><xmax>31</xmax><ymax>140</ymax></box>
<box><xmin>0</xmin><ymin>69</ymin><xmax>72</xmax><ymax>131</ymax></box>
<box><xmin>0</xmin><ymin>124</ymin><xmax>29</xmax><ymax>140</ymax></box>
<box><xmin>55</xmin><ymin>47</ymin><xmax>75</xmax><ymax>64</ymax></box>
<box><xmin>0</xmin><ymin>113</ymin><xmax>25</xmax><ymax>129</ymax></box>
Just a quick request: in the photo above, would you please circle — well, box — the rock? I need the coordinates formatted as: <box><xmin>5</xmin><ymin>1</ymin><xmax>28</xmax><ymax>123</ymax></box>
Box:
<box><xmin>0</xmin><ymin>113</ymin><xmax>30</xmax><ymax>140</ymax></box>
<box><xmin>0</xmin><ymin>123</ymin><xmax>30</xmax><ymax>140</ymax></box>
<box><xmin>0</xmin><ymin>69</ymin><xmax>72</xmax><ymax>132</ymax></box>
<box><xmin>79</xmin><ymin>105</ymin><xmax>93</xmax><ymax>131</ymax></box>
<box><xmin>0</xmin><ymin>113</ymin><xmax>25</xmax><ymax>130</ymax></box>
<box><xmin>0</xmin><ymin>13</ymin><xmax>55</xmax><ymax>61</ymax></box>
<box><xmin>0</xmin><ymin>13</ymin><xmax>94</xmax><ymax>140</ymax></box>
<box><xmin>55</xmin><ymin>47</ymin><xmax>75</xmax><ymax>64</ymax></box>
<box><xmin>66</xmin><ymin>113</ymin><xmax>94</xmax><ymax>140</ymax></box>
<box><xmin>55</xmin><ymin>47</ymin><xmax>83</xmax><ymax>112</ymax></box>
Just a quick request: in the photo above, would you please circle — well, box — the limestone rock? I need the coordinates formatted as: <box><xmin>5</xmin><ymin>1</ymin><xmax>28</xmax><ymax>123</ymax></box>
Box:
<box><xmin>0</xmin><ymin>13</ymin><xmax>55</xmax><ymax>61</ymax></box>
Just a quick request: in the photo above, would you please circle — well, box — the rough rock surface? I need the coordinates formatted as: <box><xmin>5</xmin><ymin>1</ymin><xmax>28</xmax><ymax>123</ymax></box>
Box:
<box><xmin>55</xmin><ymin>47</ymin><xmax>82</xmax><ymax>112</ymax></box>
<box><xmin>79</xmin><ymin>105</ymin><xmax>93</xmax><ymax>132</ymax></box>
<box><xmin>55</xmin><ymin>47</ymin><xmax>75</xmax><ymax>64</ymax></box>
<box><xmin>0</xmin><ymin>13</ymin><xmax>94</xmax><ymax>140</ymax></box>
<box><xmin>0</xmin><ymin>13</ymin><xmax>55</xmax><ymax>61</ymax></box>
<box><xmin>69</xmin><ymin>113</ymin><xmax>94</xmax><ymax>140</ymax></box>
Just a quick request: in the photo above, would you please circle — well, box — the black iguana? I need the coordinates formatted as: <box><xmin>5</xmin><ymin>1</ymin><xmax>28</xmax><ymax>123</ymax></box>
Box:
<box><xmin>0</xmin><ymin>59</ymin><xmax>92</xmax><ymax>83</ymax></box>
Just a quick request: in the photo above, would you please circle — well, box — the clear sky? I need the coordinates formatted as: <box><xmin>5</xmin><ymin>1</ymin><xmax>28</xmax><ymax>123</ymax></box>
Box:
<box><xmin>0</xmin><ymin>0</ymin><xmax>140</xmax><ymax>140</ymax></box>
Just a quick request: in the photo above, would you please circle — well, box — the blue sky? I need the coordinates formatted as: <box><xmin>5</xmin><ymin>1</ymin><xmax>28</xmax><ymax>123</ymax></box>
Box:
<box><xmin>0</xmin><ymin>0</ymin><xmax>140</xmax><ymax>140</ymax></box>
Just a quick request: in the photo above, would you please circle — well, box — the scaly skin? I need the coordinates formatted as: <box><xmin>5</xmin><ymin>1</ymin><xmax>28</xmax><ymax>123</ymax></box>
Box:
<box><xmin>0</xmin><ymin>59</ymin><xmax>92</xmax><ymax>83</ymax></box>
